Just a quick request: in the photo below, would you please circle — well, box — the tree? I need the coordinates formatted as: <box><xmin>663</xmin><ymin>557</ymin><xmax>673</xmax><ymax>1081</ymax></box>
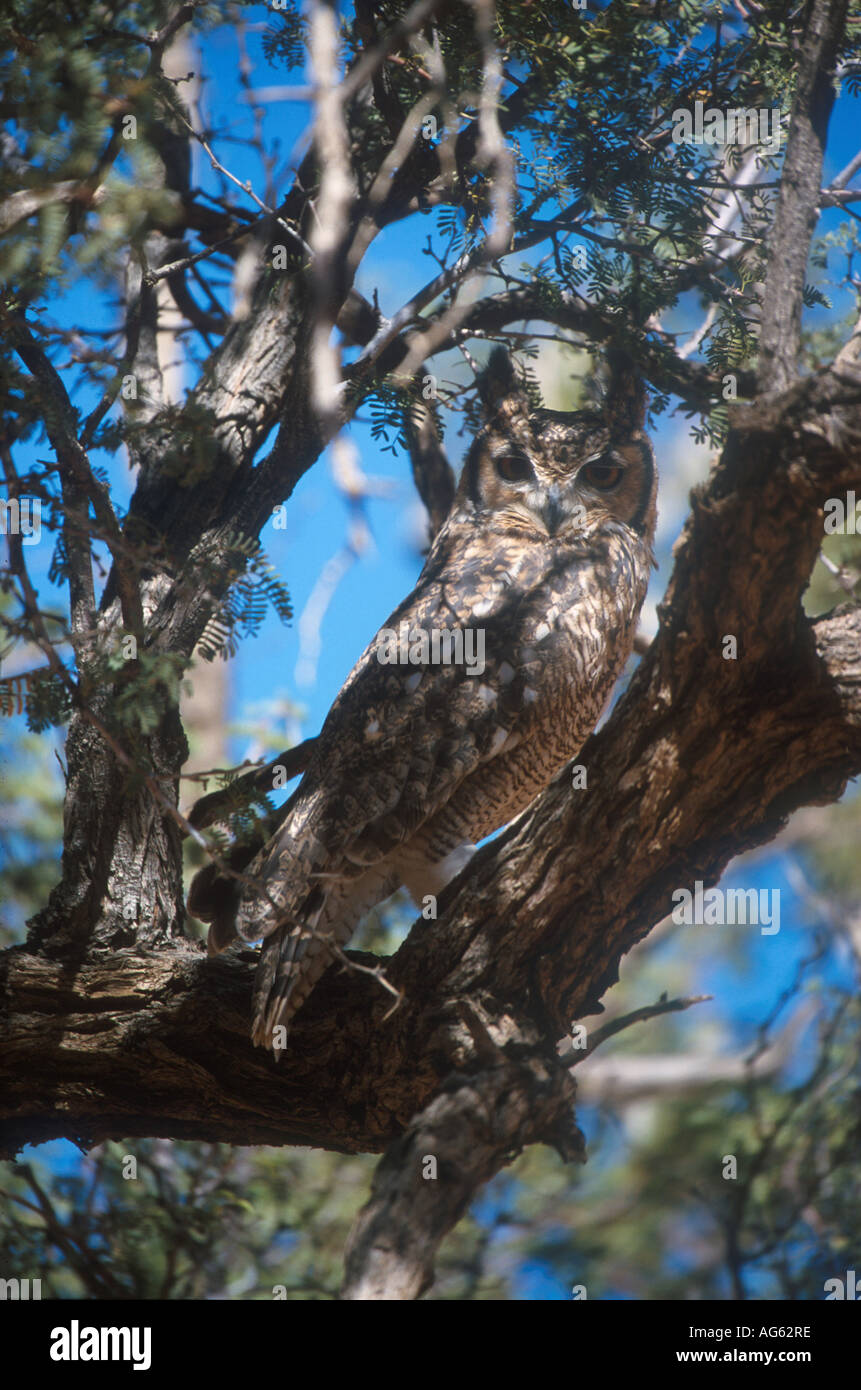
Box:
<box><xmin>1</xmin><ymin>0</ymin><xmax>860</xmax><ymax>1300</ymax></box>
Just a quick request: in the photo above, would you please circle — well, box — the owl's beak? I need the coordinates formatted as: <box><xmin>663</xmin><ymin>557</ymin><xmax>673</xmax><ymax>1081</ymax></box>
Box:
<box><xmin>537</xmin><ymin>487</ymin><xmax>565</xmax><ymax>536</ymax></box>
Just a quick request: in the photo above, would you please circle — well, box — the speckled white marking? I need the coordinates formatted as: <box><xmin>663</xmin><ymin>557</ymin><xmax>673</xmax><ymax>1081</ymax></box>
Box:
<box><xmin>498</xmin><ymin>661</ymin><xmax>515</xmax><ymax>684</ymax></box>
<box><xmin>523</xmin><ymin>687</ymin><xmax>538</xmax><ymax>703</ymax></box>
<box><xmin>405</xmin><ymin>670</ymin><xmax>423</xmax><ymax>693</ymax></box>
<box><xmin>490</xmin><ymin>726</ymin><xmax>509</xmax><ymax>755</ymax></box>
<box><xmin>477</xmin><ymin>684</ymin><xmax>497</xmax><ymax>706</ymax></box>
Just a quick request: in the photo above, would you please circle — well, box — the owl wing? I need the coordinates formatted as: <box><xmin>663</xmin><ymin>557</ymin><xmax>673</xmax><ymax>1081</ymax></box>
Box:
<box><xmin>228</xmin><ymin>528</ymin><xmax>601</xmax><ymax>1047</ymax></box>
<box><xmin>200</xmin><ymin>518</ymin><xmax>634</xmax><ymax>1049</ymax></box>
<box><xmin>234</xmin><ymin>530</ymin><xmax>555</xmax><ymax>947</ymax></box>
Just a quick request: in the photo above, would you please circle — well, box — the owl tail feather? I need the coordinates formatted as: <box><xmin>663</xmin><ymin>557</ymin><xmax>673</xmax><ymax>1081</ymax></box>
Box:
<box><xmin>251</xmin><ymin>921</ymin><xmax>337</xmax><ymax>1057</ymax></box>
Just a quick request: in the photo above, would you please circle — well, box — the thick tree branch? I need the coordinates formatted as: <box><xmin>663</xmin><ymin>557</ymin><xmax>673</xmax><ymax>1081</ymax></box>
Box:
<box><xmin>758</xmin><ymin>0</ymin><xmax>849</xmax><ymax>392</ymax></box>
<box><xmin>424</xmin><ymin>284</ymin><xmax>759</xmax><ymax>410</ymax></box>
<box><xmin>0</xmin><ymin>182</ymin><xmax>107</xmax><ymax>237</ymax></box>
<box><xmin>341</xmin><ymin>1049</ymin><xmax>584</xmax><ymax>1300</ymax></box>
<box><xmin>3</xmin><ymin>584</ymin><xmax>859</xmax><ymax>1158</ymax></box>
<box><xmin>6</xmin><ymin>338</ymin><xmax>861</xmax><ymax>1150</ymax></box>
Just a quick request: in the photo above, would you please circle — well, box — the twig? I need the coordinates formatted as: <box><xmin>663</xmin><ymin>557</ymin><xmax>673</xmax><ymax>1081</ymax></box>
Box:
<box><xmin>185</xmin><ymin>738</ymin><xmax>318</xmax><ymax>831</ymax></box>
<box><xmin>331</xmin><ymin>944</ymin><xmax>405</xmax><ymax>1021</ymax></box>
<box><xmin>6</xmin><ymin>314</ymin><xmax>145</xmax><ymax>643</ymax></box>
<box><xmin>573</xmin><ymin>992</ymin><xmax>713</xmax><ymax>1062</ymax></box>
<box><xmin>172</xmin><ymin>111</ymin><xmax>312</xmax><ymax>258</ymax></box>
<box><xmin>340</xmin><ymin>0</ymin><xmax>448</xmax><ymax>104</ymax></box>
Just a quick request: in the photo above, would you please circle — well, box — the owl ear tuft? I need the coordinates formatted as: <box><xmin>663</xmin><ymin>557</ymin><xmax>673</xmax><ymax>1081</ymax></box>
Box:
<box><xmin>477</xmin><ymin>346</ymin><xmax>528</xmax><ymax>414</ymax></box>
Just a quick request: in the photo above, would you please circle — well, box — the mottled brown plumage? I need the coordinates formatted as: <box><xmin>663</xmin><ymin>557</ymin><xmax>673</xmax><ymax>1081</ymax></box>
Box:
<box><xmin>189</xmin><ymin>349</ymin><xmax>657</xmax><ymax>1053</ymax></box>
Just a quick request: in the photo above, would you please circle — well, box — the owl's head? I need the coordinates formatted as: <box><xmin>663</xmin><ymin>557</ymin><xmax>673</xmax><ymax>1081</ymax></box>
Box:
<box><xmin>456</xmin><ymin>348</ymin><xmax>657</xmax><ymax>542</ymax></box>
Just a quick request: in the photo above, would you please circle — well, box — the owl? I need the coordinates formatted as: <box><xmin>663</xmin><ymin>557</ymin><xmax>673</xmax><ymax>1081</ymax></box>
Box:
<box><xmin>188</xmin><ymin>348</ymin><xmax>657</xmax><ymax>1053</ymax></box>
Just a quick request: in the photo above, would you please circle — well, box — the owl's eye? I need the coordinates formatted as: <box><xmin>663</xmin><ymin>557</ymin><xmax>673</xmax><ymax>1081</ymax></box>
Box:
<box><xmin>579</xmin><ymin>458</ymin><xmax>624</xmax><ymax>491</ymax></box>
<box><xmin>494</xmin><ymin>451</ymin><xmax>534</xmax><ymax>483</ymax></box>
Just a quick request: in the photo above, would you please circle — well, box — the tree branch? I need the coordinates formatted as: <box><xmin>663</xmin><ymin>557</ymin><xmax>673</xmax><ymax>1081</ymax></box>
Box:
<box><xmin>341</xmin><ymin>1048</ymin><xmax>583</xmax><ymax>1300</ymax></box>
<box><xmin>400</xmin><ymin>391</ymin><xmax>455</xmax><ymax>539</ymax></box>
<box><xmin>758</xmin><ymin>0</ymin><xmax>849</xmax><ymax>393</ymax></box>
<box><xmin>6</xmin><ymin>313</ymin><xmax>144</xmax><ymax>643</ymax></box>
<box><xmin>3</xmin><ymin>594</ymin><xmax>859</xmax><ymax>1156</ymax></box>
<box><xmin>185</xmin><ymin>738</ymin><xmax>318</xmax><ymax>831</ymax></box>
